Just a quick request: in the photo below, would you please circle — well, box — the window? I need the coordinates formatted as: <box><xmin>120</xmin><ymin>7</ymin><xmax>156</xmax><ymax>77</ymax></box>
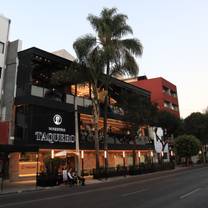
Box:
<box><xmin>164</xmin><ymin>101</ymin><xmax>170</xmax><ymax>108</ymax></box>
<box><xmin>0</xmin><ymin>42</ymin><xmax>5</xmax><ymax>54</ymax></box>
<box><xmin>0</xmin><ymin>67</ymin><xmax>2</xmax><ymax>78</ymax></box>
<box><xmin>162</xmin><ymin>86</ymin><xmax>171</xmax><ymax>95</ymax></box>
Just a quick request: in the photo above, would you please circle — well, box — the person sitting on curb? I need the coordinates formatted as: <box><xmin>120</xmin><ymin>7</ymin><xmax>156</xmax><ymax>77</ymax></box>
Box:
<box><xmin>67</xmin><ymin>168</ymin><xmax>76</xmax><ymax>186</ymax></box>
<box><xmin>72</xmin><ymin>171</ymin><xmax>85</xmax><ymax>186</ymax></box>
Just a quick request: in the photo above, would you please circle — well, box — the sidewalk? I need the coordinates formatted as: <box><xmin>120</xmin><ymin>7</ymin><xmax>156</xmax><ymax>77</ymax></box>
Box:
<box><xmin>0</xmin><ymin>165</ymin><xmax>205</xmax><ymax>196</ymax></box>
<box><xmin>0</xmin><ymin>176</ymin><xmax>100</xmax><ymax>196</ymax></box>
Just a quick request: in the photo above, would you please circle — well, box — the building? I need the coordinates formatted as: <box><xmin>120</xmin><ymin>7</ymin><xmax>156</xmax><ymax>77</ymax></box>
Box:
<box><xmin>0</xmin><ymin>47</ymin><xmax>156</xmax><ymax>181</ymax></box>
<box><xmin>127</xmin><ymin>76</ymin><xmax>180</xmax><ymax>118</ymax></box>
<box><xmin>0</xmin><ymin>14</ymin><xmax>22</xmax><ymax>144</ymax></box>
<box><xmin>0</xmin><ymin>15</ymin><xmax>10</xmax><ymax>108</ymax></box>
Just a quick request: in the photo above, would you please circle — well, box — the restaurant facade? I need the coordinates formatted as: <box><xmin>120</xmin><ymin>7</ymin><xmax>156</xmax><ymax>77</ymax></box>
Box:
<box><xmin>1</xmin><ymin>47</ymin><xmax>167</xmax><ymax>181</ymax></box>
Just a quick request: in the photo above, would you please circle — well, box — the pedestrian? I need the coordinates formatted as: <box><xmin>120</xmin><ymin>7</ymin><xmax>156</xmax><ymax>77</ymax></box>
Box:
<box><xmin>62</xmin><ymin>167</ymin><xmax>68</xmax><ymax>185</ymax></box>
<box><xmin>67</xmin><ymin>168</ymin><xmax>75</xmax><ymax>186</ymax></box>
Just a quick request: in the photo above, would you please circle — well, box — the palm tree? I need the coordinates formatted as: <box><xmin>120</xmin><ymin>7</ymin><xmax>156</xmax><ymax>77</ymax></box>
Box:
<box><xmin>52</xmin><ymin>36</ymin><xmax>105</xmax><ymax>170</ymax></box>
<box><xmin>87</xmin><ymin>8</ymin><xmax>143</xmax><ymax>165</ymax></box>
<box><xmin>52</xmin><ymin>7</ymin><xmax>143</xmax><ymax>170</ymax></box>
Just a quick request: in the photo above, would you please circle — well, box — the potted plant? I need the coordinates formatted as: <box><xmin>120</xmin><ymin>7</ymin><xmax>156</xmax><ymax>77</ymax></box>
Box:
<box><xmin>37</xmin><ymin>157</ymin><xmax>61</xmax><ymax>187</ymax></box>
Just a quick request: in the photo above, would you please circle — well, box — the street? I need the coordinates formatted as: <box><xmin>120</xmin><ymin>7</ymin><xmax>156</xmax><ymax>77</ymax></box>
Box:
<box><xmin>1</xmin><ymin>167</ymin><xmax>208</xmax><ymax>208</ymax></box>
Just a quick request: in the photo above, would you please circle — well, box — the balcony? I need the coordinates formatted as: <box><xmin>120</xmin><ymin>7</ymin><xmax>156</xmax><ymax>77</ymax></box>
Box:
<box><xmin>31</xmin><ymin>85</ymin><xmax>92</xmax><ymax>108</ymax></box>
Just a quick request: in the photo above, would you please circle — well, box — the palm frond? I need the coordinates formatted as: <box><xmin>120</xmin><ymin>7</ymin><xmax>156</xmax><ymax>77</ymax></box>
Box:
<box><xmin>110</xmin><ymin>50</ymin><xmax>139</xmax><ymax>77</ymax></box>
<box><xmin>122</xmin><ymin>50</ymin><xmax>139</xmax><ymax>76</ymax></box>
<box><xmin>112</xmin><ymin>14</ymin><xmax>133</xmax><ymax>38</ymax></box>
<box><xmin>119</xmin><ymin>38</ymin><xmax>143</xmax><ymax>56</ymax></box>
<box><xmin>101</xmin><ymin>8</ymin><xmax>117</xmax><ymax>19</ymax></box>
<box><xmin>87</xmin><ymin>15</ymin><xmax>101</xmax><ymax>34</ymax></box>
<box><xmin>73</xmin><ymin>34</ymin><xmax>97</xmax><ymax>62</ymax></box>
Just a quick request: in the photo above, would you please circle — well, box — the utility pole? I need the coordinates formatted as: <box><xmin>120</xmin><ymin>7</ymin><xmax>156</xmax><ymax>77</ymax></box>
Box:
<box><xmin>74</xmin><ymin>95</ymin><xmax>81</xmax><ymax>176</ymax></box>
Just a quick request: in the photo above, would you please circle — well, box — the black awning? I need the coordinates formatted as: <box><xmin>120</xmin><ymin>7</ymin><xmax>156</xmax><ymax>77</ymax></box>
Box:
<box><xmin>0</xmin><ymin>144</ymin><xmax>39</xmax><ymax>153</ymax></box>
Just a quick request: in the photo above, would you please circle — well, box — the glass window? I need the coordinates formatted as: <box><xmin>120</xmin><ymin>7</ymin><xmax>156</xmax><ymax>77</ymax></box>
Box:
<box><xmin>0</xmin><ymin>42</ymin><xmax>5</xmax><ymax>53</ymax></box>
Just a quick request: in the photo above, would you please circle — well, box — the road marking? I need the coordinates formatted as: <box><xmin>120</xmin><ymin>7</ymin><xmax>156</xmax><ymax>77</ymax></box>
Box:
<box><xmin>179</xmin><ymin>188</ymin><xmax>201</xmax><ymax>199</ymax></box>
<box><xmin>121</xmin><ymin>189</ymin><xmax>148</xmax><ymax>197</ymax></box>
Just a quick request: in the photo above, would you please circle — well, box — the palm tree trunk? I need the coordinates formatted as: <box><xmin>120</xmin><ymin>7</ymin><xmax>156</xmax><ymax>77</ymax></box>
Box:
<box><xmin>92</xmin><ymin>85</ymin><xmax>100</xmax><ymax>170</ymax></box>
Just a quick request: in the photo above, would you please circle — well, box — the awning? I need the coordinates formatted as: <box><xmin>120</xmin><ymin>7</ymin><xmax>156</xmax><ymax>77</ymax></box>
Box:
<box><xmin>54</xmin><ymin>150</ymin><xmax>67</xmax><ymax>157</ymax></box>
<box><xmin>54</xmin><ymin>150</ymin><xmax>79</xmax><ymax>157</ymax></box>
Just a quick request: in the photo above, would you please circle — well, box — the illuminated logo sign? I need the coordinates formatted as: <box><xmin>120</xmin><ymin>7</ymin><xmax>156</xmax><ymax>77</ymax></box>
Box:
<box><xmin>53</xmin><ymin>114</ymin><xmax>62</xmax><ymax>125</ymax></box>
<box><xmin>29</xmin><ymin>106</ymin><xmax>75</xmax><ymax>145</ymax></box>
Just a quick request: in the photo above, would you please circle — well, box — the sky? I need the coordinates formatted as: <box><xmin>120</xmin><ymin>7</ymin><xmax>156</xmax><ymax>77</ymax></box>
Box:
<box><xmin>1</xmin><ymin>0</ymin><xmax>208</xmax><ymax>118</ymax></box>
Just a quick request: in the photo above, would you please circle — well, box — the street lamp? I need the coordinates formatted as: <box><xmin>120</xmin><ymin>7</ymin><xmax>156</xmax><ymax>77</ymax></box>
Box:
<box><xmin>81</xmin><ymin>150</ymin><xmax>84</xmax><ymax>177</ymax></box>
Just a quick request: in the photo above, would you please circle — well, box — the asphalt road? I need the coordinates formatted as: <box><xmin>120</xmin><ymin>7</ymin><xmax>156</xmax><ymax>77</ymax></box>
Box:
<box><xmin>1</xmin><ymin>166</ymin><xmax>208</xmax><ymax>208</ymax></box>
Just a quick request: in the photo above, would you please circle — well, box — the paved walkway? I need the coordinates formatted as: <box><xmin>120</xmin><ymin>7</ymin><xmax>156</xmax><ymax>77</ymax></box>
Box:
<box><xmin>0</xmin><ymin>165</ymin><xmax>204</xmax><ymax>196</ymax></box>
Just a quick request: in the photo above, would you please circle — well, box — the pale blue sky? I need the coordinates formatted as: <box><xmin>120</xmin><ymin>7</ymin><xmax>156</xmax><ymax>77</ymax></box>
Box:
<box><xmin>1</xmin><ymin>0</ymin><xmax>208</xmax><ymax>118</ymax></box>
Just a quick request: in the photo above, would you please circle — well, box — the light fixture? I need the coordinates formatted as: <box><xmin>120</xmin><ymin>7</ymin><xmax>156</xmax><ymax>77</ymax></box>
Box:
<box><xmin>104</xmin><ymin>150</ymin><xmax>107</xmax><ymax>159</ymax></box>
<box><xmin>123</xmin><ymin>151</ymin><xmax>126</xmax><ymax>158</ymax></box>
<box><xmin>81</xmin><ymin>150</ymin><xmax>84</xmax><ymax>159</ymax></box>
<box><xmin>150</xmin><ymin>151</ymin><xmax>154</xmax><ymax>157</ymax></box>
<box><xmin>51</xmin><ymin>149</ymin><xmax>54</xmax><ymax>159</ymax></box>
<box><xmin>138</xmin><ymin>151</ymin><xmax>141</xmax><ymax>158</ymax></box>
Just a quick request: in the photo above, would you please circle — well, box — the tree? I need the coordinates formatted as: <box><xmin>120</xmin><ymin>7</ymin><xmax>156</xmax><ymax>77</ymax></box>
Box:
<box><xmin>116</xmin><ymin>90</ymin><xmax>157</xmax><ymax>142</ymax></box>
<box><xmin>175</xmin><ymin>135</ymin><xmax>201</xmax><ymax>166</ymax></box>
<box><xmin>184</xmin><ymin>112</ymin><xmax>207</xmax><ymax>144</ymax></box>
<box><xmin>115</xmin><ymin>91</ymin><xmax>156</xmax><ymax>166</ymax></box>
<box><xmin>184</xmin><ymin>112</ymin><xmax>208</xmax><ymax>163</ymax></box>
<box><xmin>52</xmin><ymin>40</ymin><xmax>105</xmax><ymax>170</ymax></box>
<box><xmin>86</xmin><ymin>8</ymin><xmax>143</xmax><ymax>163</ymax></box>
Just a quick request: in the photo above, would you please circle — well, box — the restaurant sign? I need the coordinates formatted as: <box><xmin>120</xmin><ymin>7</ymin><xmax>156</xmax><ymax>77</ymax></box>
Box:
<box><xmin>30</xmin><ymin>106</ymin><xmax>75</xmax><ymax>145</ymax></box>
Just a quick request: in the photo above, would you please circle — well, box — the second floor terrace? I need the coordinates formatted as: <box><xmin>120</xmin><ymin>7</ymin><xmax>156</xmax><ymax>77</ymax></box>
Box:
<box><xmin>16</xmin><ymin>47</ymin><xmax>151</xmax><ymax>121</ymax></box>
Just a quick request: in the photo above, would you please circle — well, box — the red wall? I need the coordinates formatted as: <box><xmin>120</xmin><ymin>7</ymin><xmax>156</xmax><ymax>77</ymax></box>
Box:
<box><xmin>131</xmin><ymin>78</ymin><xmax>163</xmax><ymax>106</ymax></box>
<box><xmin>0</xmin><ymin>121</ymin><xmax>9</xmax><ymax>144</ymax></box>
<box><xmin>130</xmin><ymin>77</ymin><xmax>180</xmax><ymax>117</ymax></box>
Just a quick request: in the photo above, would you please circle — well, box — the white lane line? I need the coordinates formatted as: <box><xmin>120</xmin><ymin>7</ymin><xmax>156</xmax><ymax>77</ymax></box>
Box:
<box><xmin>179</xmin><ymin>188</ymin><xmax>201</xmax><ymax>199</ymax></box>
<box><xmin>122</xmin><ymin>189</ymin><xmax>148</xmax><ymax>197</ymax></box>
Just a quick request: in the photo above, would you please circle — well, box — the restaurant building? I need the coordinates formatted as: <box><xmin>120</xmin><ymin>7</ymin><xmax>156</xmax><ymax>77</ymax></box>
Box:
<box><xmin>1</xmin><ymin>47</ymin><xmax>160</xmax><ymax>181</ymax></box>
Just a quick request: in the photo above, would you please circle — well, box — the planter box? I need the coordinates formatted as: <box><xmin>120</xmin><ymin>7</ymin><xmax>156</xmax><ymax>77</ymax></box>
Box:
<box><xmin>36</xmin><ymin>175</ymin><xmax>58</xmax><ymax>187</ymax></box>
